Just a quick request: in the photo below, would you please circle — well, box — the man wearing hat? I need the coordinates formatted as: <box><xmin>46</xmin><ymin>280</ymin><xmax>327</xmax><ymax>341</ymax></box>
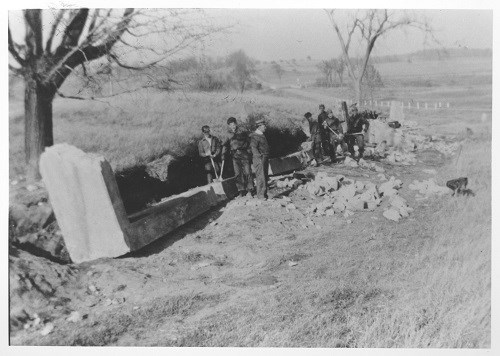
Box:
<box><xmin>198</xmin><ymin>125</ymin><xmax>222</xmax><ymax>184</ymax></box>
<box><xmin>317</xmin><ymin>104</ymin><xmax>329</xmax><ymax>157</ymax></box>
<box><xmin>346</xmin><ymin>106</ymin><xmax>370</xmax><ymax>159</ymax></box>
<box><xmin>302</xmin><ymin>111</ymin><xmax>323</xmax><ymax>166</ymax></box>
<box><xmin>322</xmin><ymin>109</ymin><xmax>345</xmax><ymax>164</ymax></box>
<box><xmin>222</xmin><ymin>117</ymin><xmax>255</xmax><ymax>197</ymax></box>
<box><xmin>250</xmin><ymin>118</ymin><xmax>270</xmax><ymax>199</ymax></box>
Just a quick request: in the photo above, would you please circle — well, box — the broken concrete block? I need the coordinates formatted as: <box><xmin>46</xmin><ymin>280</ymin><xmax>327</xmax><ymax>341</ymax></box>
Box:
<box><xmin>40</xmin><ymin>144</ymin><xmax>239</xmax><ymax>263</ymax></box>
<box><xmin>268</xmin><ymin>151</ymin><xmax>305</xmax><ymax>175</ymax></box>
<box><xmin>343</xmin><ymin>156</ymin><xmax>358</xmax><ymax>167</ymax></box>
<box><xmin>383</xmin><ymin>209</ymin><xmax>401</xmax><ymax>222</ymax></box>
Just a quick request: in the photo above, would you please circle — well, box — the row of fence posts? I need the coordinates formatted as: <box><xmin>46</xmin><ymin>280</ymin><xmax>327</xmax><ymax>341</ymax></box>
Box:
<box><xmin>363</xmin><ymin>100</ymin><xmax>451</xmax><ymax>109</ymax></box>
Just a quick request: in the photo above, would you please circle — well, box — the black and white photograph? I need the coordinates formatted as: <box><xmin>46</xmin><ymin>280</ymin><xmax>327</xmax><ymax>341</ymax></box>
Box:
<box><xmin>5</xmin><ymin>0</ymin><xmax>495</xmax><ymax>350</ymax></box>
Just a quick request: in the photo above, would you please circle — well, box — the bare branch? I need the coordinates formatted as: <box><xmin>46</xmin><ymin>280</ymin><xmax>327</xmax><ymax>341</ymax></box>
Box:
<box><xmin>9</xmin><ymin>64</ymin><xmax>24</xmax><ymax>76</ymax></box>
<box><xmin>24</xmin><ymin>10</ymin><xmax>44</xmax><ymax>58</ymax></box>
<box><xmin>45</xmin><ymin>9</ymin><xmax>65</xmax><ymax>54</ymax></box>
<box><xmin>108</xmin><ymin>53</ymin><xmax>162</xmax><ymax>70</ymax></box>
<box><xmin>8</xmin><ymin>27</ymin><xmax>26</xmax><ymax>65</ymax></box>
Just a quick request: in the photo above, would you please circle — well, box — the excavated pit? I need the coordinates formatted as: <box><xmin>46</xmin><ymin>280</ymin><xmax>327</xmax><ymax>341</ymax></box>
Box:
<box><xmin>115</xmin><ymin>127</ymin><xmax>307</xmax><ymax>215</ymax></box>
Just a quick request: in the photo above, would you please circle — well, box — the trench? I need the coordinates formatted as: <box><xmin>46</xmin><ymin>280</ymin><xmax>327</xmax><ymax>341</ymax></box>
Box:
<box><xmin>115</xmin><ymin>126</ymin><xmax>308</xmax><ymax>215</ymax></box>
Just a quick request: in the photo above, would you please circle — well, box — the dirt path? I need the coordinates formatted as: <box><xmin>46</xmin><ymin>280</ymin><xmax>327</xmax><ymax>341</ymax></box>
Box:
<box><xmin>10</xmin><ymin>146</ymin><xmax>454</xmax><ymax>346</ymax></box>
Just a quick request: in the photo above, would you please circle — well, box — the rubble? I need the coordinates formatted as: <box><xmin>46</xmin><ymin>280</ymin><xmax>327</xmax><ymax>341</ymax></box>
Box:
<box><xmin>40</xmin><ymin>322</ymin><xmax>54</xmax><ymax>336</ymax></box>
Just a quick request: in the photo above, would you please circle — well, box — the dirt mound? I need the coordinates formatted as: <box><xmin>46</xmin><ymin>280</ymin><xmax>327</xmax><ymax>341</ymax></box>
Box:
<box><xmin>9</xmin><ymin>248</ymin><xmax>79</xmax><ymax>332</ymax></box>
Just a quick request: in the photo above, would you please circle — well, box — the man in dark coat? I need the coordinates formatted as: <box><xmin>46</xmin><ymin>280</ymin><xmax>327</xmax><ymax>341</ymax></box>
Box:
<box><xmin>317</xmin><ymin>104</ymin><xmax>329</xmax><ymax>157</ymax></box>
<box><xmin>198</xmin><ymin>125</ymin><xmax>222</xmax><ymax>184</ymax></box>
<box><xmin>302</xmin><ymin>112</ymin><xmax>323</xmax><ymax>165</ymax></box>
<box><xmin>222</xmin><ymin>117</ymin><xmax>255</xmax><ymax>197</ymax></box>
<box><xmin>322</xmin><ymin>110</ymin><xmax>345</xmax><ymax>164</ymax></box>
<box><xmin>345</xmin><ymin>106</ymin><xmax>370</xmax><ymax>158</ymax></box>
<box><xmin>250</xmin><ymin>119</ymin><xmax>270</xmax><ymax>199</ymax></box>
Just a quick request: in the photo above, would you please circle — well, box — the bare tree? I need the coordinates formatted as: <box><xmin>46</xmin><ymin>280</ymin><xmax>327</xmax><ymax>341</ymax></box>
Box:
<box><xmin>226</xmin><ymin>49</ymin><xmax>255</xmax><ymax>93</ymax></box>
<box><xmin>331</xmin><ymin>57</ymin><xmax>345</xmax><ymax>87</ymax></box>
<box><xmin>316</xmin><ymin>59</ymin><xmax>334</xmax><ymax>85</ymax></box>
<box><xmin>325</xmin><ymin>9</ymin><xmax>433</xmax><ymax>104</ymax></box>
<box><xmin>271</xmin><ymin>62</ymin><xmax>284</xmax><ymax>81</ymax></box>
<box><xmin>9</xmin><ymin>8</ymin><xmax>224</xmax><ymax>181</ymax></box>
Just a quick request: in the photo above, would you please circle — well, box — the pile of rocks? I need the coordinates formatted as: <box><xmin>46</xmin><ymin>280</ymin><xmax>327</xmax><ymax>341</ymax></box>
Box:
<box><xmin>299</xmin><ymin>173</ymin><xmax>410</xmax><ymax>222</ymax></box>
<box><xmin>382</xmin><ymin>195</ymin><xmax>413</xmax><ymax>222</ymax></box>
<box><xmin>409</xmin><ymin>179</ymin><xmax>450</xmax><ymax>196</ymax></box>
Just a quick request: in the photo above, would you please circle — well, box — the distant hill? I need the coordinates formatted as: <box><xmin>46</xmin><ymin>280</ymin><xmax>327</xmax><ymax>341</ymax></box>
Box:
<box><xmin>372</xmin><ymin>47</ymin><xmax>492</xmax><ymax>63</ymax></box>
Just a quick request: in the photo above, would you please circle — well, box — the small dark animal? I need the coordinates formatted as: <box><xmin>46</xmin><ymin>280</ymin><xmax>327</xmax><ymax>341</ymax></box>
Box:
<box><xmin>446</xmin><ymin>177</ymin><xmax>475</xmax><ymax>196</ymax></box>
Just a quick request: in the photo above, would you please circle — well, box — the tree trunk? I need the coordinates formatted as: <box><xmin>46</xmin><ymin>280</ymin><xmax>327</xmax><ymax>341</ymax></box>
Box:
<box><xmin>354</xmin><ymin>79</ymin><xmax>362</xmax><ymax>106</ymax></box>
<box><xmin>24</xmin><ymin>75</ymin><xmax>55</xmax><ymax>182</ymax></box>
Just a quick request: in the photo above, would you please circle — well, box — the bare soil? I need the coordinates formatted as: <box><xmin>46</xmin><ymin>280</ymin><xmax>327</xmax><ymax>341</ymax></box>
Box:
<box><xmin>9</xmin><ymin>144</ymin><xmax>459</xmax><ymax>346</ymax></box>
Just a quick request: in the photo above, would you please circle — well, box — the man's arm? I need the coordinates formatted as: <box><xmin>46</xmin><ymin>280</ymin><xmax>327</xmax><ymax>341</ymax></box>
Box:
<box><xmin>198</xmin><ymin>140</ymin><xmax>207</xmax><ymax>157</ymax></box>
<box><xmin>250</xmin><ymin>134</ymin><xmax>260</xmax><ymax>157</ymax></box>
<box><xmin>213</xmin><ymin>137</ymin><xmax>222</xmax><ymax>158</ymax></box>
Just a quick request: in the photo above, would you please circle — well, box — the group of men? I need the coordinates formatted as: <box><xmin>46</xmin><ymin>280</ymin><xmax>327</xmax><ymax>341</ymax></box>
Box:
<box><xmin>198</xmin><ymin>117</ymin><xmax>270</xmax><ymax>200</ymax></box>
<box><xmin>197</xmin><ymin>103</ymin><xmax>370</xmax><ymax>201</ymax></box>
<box><xmin>302</xmin><ymin>104</ymin><xmax>370</xmax><ymax>166</ymax></box>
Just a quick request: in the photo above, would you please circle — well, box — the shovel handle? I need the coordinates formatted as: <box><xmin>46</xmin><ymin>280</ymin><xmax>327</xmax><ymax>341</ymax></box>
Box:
<box><xmin>210</xmin><ymin>156</ymin><xmax>219</xmax><ymax>179</ymax></box>
<box><xmin>220</xmin><ymin>160</ymin><xmax>225</xmax><ymax>180</ymax></box>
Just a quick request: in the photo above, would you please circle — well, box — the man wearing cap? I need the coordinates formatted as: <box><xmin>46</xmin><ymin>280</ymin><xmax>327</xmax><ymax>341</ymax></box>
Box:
<box><xmin>250</xmin><ymin>119</ymin><xmax>270</xmax><ymax>199</ymax></box>
<box><xmin>222</xmin><ymin>117</ymin><xmax>255</xmax><ymax>197</ymax></box>
<box><xmin>322</xmin><ymin>110</ymin><xmax>345</xmax><ymax>164</ymax></box>
<box><xmin>198</xmin><ymin>125</ymin><xmax>222</xmax><ymax>184</ymax></box>
<box><xmin>346</xmin><ymin>106</ymin><xmax>370</xmax><ymax>159</ymax></box>
<box><xmin>317</xmin><ymin>104</ymin><xmax>329</xmax><ymax>160</ymax></box>
<box><xmin>302</xmin><ymin>112</ymin><xmax>323</xmax><ymax>165</ymax></box>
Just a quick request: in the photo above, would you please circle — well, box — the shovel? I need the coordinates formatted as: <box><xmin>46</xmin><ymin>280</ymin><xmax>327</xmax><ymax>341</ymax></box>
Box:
<box><xmin>210</xmin><ymin>156</ymin><xmax>219</xmax><ymax>180</ymax></box>
<box><xmin>219</xmin><ymin>159</ymin><xmax>225</xmax><ymax>180</ymax></box>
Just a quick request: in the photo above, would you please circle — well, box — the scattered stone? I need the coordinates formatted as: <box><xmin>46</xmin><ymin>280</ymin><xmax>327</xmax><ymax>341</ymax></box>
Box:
<box><xmin>288</xmin><ymin>261</ymin><xmax>298</xmax><ymax>267</ymax></box>
<box><xmin>343</xmin><ymin>210</ymin><xmax>354</xmax><ymax>218</ymax></box>
<box><xmin>40</xmin><ymin>323</ymin><xmax>54</xmax><ymax>336</ymax></box>
<box><xmin>383</xmin><ymin>209</ymin><xmax>401</xmax><ymax>222</ymax></box>
<box><xmin>11</xmin><ymin>180</ymin><xmax>19</xmax><ymax>185</ymax></box>
<box><xmin>88</xmin><ymin>285</ymin><xmax>98</xmax><ymax>293</ymax></box>
<box><xmin>133</xmin><ymin>306</ymin><xmax>140</xmax><ymax>310</ymax></box>
<box><xmin>191</xmin><ymin>261</ymin><xmax>211</xmax><ymax>270</ymax></box>
<box><xmin>346</xmin><ymin>220</ymin><xmax>352</xmax><ymax>224</ymax></box>
<box><xmin>67</xmin><ymin>311</ymin><xmax>83</xmax><ymax>323</ymax></box>
<box><xmin>344</xmin><ymin>156</ymin><xmax>359</xmax><ymax>167</ymax></box>
<box><xmin>210</xmin><ymin>221</ymin><xmax>218</xmax><ymax>226</ymax></box>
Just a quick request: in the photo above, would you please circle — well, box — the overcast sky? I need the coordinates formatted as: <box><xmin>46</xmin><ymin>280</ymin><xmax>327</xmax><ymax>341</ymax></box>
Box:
<box><xmin>8</xmin><ymin>8</ymin><xmax>492</xmax><ymax>63</ymax></box>
<box><xmin>202</xmin><ymin>9</ymin><xmax>492</xmax><ymax>61</ymax></box>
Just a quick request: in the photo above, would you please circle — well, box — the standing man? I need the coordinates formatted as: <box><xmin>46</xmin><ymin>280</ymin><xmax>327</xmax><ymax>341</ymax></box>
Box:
<box><xmin>302</xmin><ymin>112</ymin><xmax>323</xmax><ymax>166</ymax></box>
<box><xmin>322</xmin><ymin>110</ymin><xmax>345</xmax><ymax>164</ymax></box>
<box><xmin>345</xmin><ymin>106</ymin><xmax>370</xmax><ymax>159</ymax></box>
<box><xmin>198</xmin><ymin>125</ymin><xmax>222</xmax><ymax>184</ymax></box>
<box><xmin>222</xmin><ymin>117</ymin><xmax>255</xmax><ymax>197</ymax></box>
<box><xmin>317</xmin><ymin>104</ymin><xmax>329</xmax><ymax>160</ymax></box>
<box><xmin>250</xmin><ymin>119</ymin><xmax>270</xmax><ymax>200</ymax></box>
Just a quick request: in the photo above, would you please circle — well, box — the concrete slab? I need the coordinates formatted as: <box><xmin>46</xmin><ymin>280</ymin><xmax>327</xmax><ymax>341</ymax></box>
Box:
<box><xmin>40</xmin><ymin>144</ymin><xmax>238</xmax><ymax>263</ymax></box>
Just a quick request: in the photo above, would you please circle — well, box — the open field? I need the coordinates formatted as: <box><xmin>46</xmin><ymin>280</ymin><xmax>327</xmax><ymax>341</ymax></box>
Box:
<box><xmin>9</xmin><ymin>56</ymin><xmax>491</xmax><ymax>346</ymax></box>
<box><xmin>9</xmin><ymin>57</ymin><xmax>492</xmax><ymax>177</ymax></box>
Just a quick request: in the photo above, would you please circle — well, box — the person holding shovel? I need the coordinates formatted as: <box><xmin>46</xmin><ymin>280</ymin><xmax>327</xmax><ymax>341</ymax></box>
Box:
<box><xmin>322</xmin><ymin>109</ymin><xmax>345</xmax><ymax>164</ymax></box>
<box><xmin>250</xmin><ymin>119</ymin><xmax>270</xmax><ymax>200</ymax></box>
<box><xmin>222</xmin><ymin>117</ymin><xmax>255</xmax><ymax>197</ymax></box>
<box><xmin>198</xmin><ymin>125</ymin><xmax>222</xmax><ymax>184</ymax></box>
<box><xmin>345</xmin><ymin>106</ymin><xmax>370</xmax><ymax>159</ymax></box>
